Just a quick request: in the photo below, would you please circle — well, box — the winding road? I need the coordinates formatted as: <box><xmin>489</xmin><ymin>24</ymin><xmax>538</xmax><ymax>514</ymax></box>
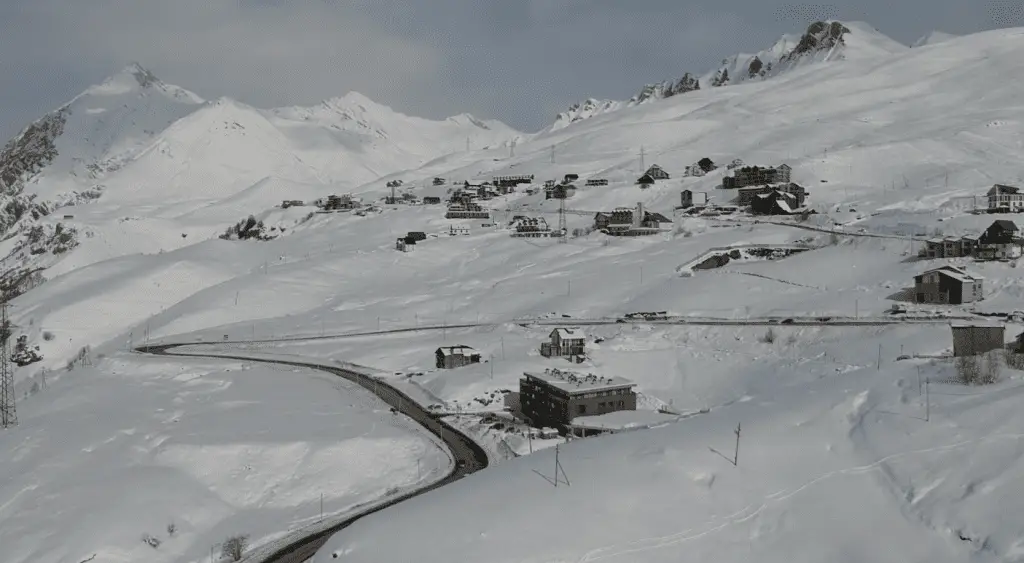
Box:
<box><xmin>135</xmin><ymin>343</ymin><xmax>489</xmax><ymax>563</ymax></box>
<box><xmin>134</xmin><ymin>313</ymin><xmax>978</xmax><ymax>561</ymax></box>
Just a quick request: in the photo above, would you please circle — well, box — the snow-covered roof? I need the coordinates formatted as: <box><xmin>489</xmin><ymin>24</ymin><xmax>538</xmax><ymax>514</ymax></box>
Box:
<box><xmin>524</xmin><ymin>370</ymin><xmax>635</xmax><ymax>394</ymax></box>
<box><xmin>775</xmin><ymin>199</ymin><xmax>794</xmax><ymax>213</ymax></box>
<box><xmin>552</xmin><ymin>328</ymin><xmax>584</xmax><ymax>340</ymax></box>
<box><xmin>950</xmin><ymin>322</ymin><xmax>1004</xmax><ymax>330</ymax></box>
<box><xmin>438</xmin><ymin>345</ymin><xmax>476</xmax><ymax>356</ymax></box>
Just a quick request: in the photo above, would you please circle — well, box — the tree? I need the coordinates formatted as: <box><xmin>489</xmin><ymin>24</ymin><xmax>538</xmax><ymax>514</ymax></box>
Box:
<box><xmin>222</xmin><ymin>535</ymin><xmax>249</xmax><ymax>561</ymax></box>
<box><xmin>954</xmin><ymin>355</ymin><xmax>980</xmax><ymax>385</ymax></box>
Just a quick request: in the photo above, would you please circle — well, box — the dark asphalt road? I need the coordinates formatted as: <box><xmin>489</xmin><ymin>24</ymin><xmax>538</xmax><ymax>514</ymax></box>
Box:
<box><xmin>161</xmin><ymin>316</ymin><xmax>970</xmax><ymax>350</ymax></box>
<box><xmin>135</xmin><ymin>344</ymin><xmax>489</xmax><ymax>563</ymax></box>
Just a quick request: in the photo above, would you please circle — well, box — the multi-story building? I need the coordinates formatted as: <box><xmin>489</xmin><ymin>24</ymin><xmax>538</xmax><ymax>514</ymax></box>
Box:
<box><xmin>913</xmin><ymin>265</ymin><xmax>984</xmax><ymax>305</ymax></box>
<box><xmin>722</xmin><ymin>164</ymin><xmax>792</xmax><ymax>189</ymax></box>
<box><xmin>519</xmin><ymin>369</ymin><xmax>637</xmax><ymax>427</ymax></box>
<box><xmin>987</xmin><ymin>184</ymin><xmax>1024</xmax><ymax>212</ymax></box>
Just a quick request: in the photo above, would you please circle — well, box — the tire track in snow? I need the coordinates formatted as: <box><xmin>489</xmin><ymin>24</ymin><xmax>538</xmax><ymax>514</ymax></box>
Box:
<box><xmin>578</xmin><ymin>433</ymin><xmax>1024</xmax><ymax>562</ymax></box>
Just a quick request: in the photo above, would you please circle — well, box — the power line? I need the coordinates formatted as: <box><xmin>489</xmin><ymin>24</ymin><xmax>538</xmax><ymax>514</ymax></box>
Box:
<box><xmin>1</xmin><ymin>300</ymin><xmax>17</xmax><ymax>429</ymax></box>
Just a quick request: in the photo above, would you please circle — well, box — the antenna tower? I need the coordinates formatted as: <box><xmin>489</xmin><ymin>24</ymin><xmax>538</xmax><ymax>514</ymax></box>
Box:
<box><xmin>1</xmin><ymin>300</ymin><xmax>17</xmax><ymax>429</ymax></box>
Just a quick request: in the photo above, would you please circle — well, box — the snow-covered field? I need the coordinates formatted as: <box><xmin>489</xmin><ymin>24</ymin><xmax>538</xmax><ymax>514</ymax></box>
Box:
<box><xmin>316</xmin><ymin>356</ymin><xmax>1024</xmax><ymax>563</ymax></box>
<box><xmin>2</xmin><ymin>19</ymin><xmax>1024</xmax><ymax>563</ymax></box>
<box><xmin>0</xmin><ymin>352</ymin><xmax>448</xmax><ymax>563</ymax></box>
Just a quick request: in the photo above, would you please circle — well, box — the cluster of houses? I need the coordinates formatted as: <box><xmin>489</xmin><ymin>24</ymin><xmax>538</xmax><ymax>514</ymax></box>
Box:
<box><xmin>682</xmin><ymin>157</ymin><xmax>718</xmax><ymax>177</ymax></box>
<box><xmin>544</xmin><ymin>174</ymin><xmax>579</xmax><ymax>199</ymax></box>
<box><xmin>433</xmin><ymin>327</ymin><xmax>639</xmax><ymax>430</ymax></box>
<box><xmin>919</xmin><ymin>220</ymin><xmax>1022</xmax><ymax>261</ymax></box>
<box><xmin>445</xmin><ymin>188</ymin><xmax>491</xmax><ymax>219</ymax></box>
<box><xmin>395</xmin><ymin>230</ymin><xmax>427</xmax><ymax>252</ymax></box>
<box><xmin>316</xmin><ymin>194</ymin><xmax>360</xmax><ymax>212</ymax></box>
<box><xmin>592</xmin><ymin>202</ymin><xmax>673</xmax><ymax>236</ymax></box>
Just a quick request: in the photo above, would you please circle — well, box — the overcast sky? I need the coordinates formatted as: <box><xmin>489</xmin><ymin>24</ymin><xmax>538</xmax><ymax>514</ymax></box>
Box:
<box><xmin>0</xmin><ymin>0</ymin><xmax>1021</xmax><ymax>139</ymax></box>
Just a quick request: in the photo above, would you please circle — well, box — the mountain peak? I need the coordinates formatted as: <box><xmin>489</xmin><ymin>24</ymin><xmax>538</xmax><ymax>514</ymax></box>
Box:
<box><xmin>912</xmin><ymin>30</ymin><xmax>958</xmax><ymax>47</ymax></box>
<box><xmin>120</xmin><ymin>62</ymin><xmax>161</xmax><ymax>88</ymax></box>
<box><xmin>549</xmin><ymin>19</ymin><xmax>909</xmax><ymax>131</ymax></box>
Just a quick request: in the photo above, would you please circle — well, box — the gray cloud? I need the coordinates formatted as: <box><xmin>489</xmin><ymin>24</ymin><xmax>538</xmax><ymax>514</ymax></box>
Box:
<box><xmin>0</xmin><ymin>0</ymin><xmax>1019</xmax><ymax>139</ymax></box>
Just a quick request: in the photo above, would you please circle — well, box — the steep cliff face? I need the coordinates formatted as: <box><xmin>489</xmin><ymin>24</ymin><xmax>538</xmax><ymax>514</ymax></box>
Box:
<box><xmin>0</xmin><ymin>108</ymin><xmax>68</xmax><ymax>237</ymax></box>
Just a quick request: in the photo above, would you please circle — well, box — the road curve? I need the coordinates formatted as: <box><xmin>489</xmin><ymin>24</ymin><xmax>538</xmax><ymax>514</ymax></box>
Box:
<box><xmin>134</xmin><ymin>343</ymin><xmax>489</xmax><ymax>563</ymax></box>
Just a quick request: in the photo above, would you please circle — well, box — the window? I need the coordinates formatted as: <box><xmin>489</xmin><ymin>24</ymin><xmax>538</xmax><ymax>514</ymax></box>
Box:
<box><xmin>599</xmin><ymin>402</ymin><xmax>606</xmax><ymax>409</ymax></box>
<box><xmin>618</xmin><ymin>401</ymin><xmax>624</xmax><ymax>407</ymax></box>
<box><xmin>577</xmin><ymin>404</ymin><xmax>587</xmax><ymax>415</ymax></box>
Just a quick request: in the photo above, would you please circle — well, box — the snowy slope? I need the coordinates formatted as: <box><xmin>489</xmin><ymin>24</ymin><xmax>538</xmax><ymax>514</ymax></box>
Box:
<box><xmin>551</xmin><ymin>20</ymin><xmax>910</xmax><ymax>131</ymax></box>
<box><xmin>913</xmin><ymin>30</ymin><xmax>959</xmax><ymax>47</ymax></box>
<box><xmin>0</xmin><ymin>67</ymin><xmax>521</xmax><ymax>297</ymax></box>
<box><xmin>315</xmin><ymin>354</ymin><xmax>1024</xmax><ymax>563</ymax></box>
<box><xmin>0</xmin><ymin>353</ymin><xmax>448</xmax><ymax>563</ymax></box>
<box><xmin>0</xmin><ymin>64</ymin><xmax>205</xmax><ymax>233</ymax></box>
<box><xmin>4</xmin><ymin>22</ymin><xmax>1024</xmax><ymax>563</ymax></box>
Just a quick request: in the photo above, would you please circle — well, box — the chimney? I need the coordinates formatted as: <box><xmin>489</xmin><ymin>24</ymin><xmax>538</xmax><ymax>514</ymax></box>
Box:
<box><xmin>633</xmin><ymin>202</ymin><xmax>644</xmax><ymax>228</ymax></box>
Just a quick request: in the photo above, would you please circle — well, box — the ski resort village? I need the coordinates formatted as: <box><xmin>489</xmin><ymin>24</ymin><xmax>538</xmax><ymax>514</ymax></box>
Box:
<box><xmin>4</xmin><ymin>14</ymin><xmax>1024</xmax><ymax>563</ymax></box>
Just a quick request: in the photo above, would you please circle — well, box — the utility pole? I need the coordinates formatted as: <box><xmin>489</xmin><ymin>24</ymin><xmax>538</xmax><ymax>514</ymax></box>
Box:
<box><xmin>558</xmin><ymin>197</ymin><xmax>567</xmax><ymax>243</ymax></box>
<box><xmin>733</xmin><ymin>423</ymin><xmax>741</xmax><ymax>466</ymax></box>
<box><xmin>925</xmin><ymin>377</ymin><xmax>930</xmax><ymax>422</ymax></box>
<box><xmin>877</xmin><ymin>344</ymin><xmax>882</xmax><ymax>370</ymax></box>
<box><xmin>640</xmin><ymin>145</ymin><xmax>645</xmax><ymax>172</ymax></box>
<box><xmin>320</xmin><ymin>493</ymin><xmax>324</xmax><ymax>523</ymax></box>
<box><xmin>501</xmin><ymin>337</ymin><xmax>505</xmax><ymax>360</ymax></box>
<box><xmin>1</xmin><ymin>300</ymin><xmax>17</xmax><ymax>429</ymax></box>
<box><xmin>234</xmin><ymin>291</ymin><xmax>239</xmax><ymax>306</ymax></box>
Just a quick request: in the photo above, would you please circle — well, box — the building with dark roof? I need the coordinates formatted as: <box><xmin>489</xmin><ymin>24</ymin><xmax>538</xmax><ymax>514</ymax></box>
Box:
<box><xmin>914</xmin><ymin>266</ymin><xmax>984</xmax><ymax>305</ymax></box>
<box><xmin>435</xmin><ymin>346</ymin><xmax>481</xmax><ymax>369</ymax></box>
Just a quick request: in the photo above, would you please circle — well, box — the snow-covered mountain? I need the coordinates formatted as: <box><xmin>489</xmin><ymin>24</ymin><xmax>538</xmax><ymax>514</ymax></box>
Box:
<box><xmin>7</xmin><ymin>20</ymin><xmax>1024</xmax><ymax>563</ymax></box>
<box><xmin>913</xmin><ymin>30</ymin><xmax>959</xmax><ymax>47</ymax></box>
<box><xmin>549</xmin><ymin>20</ymin><xmax>909</xmax><ymax>131</ymax></box>
<box><xmin>0</xmin><ymin>65</ymin><xmax>520</xmax><ymax>289</ymax></box>
<box><xmin>0</xmin><ymin>63</ymin><xmax>205</xmax><ymax>233</ymax></box>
